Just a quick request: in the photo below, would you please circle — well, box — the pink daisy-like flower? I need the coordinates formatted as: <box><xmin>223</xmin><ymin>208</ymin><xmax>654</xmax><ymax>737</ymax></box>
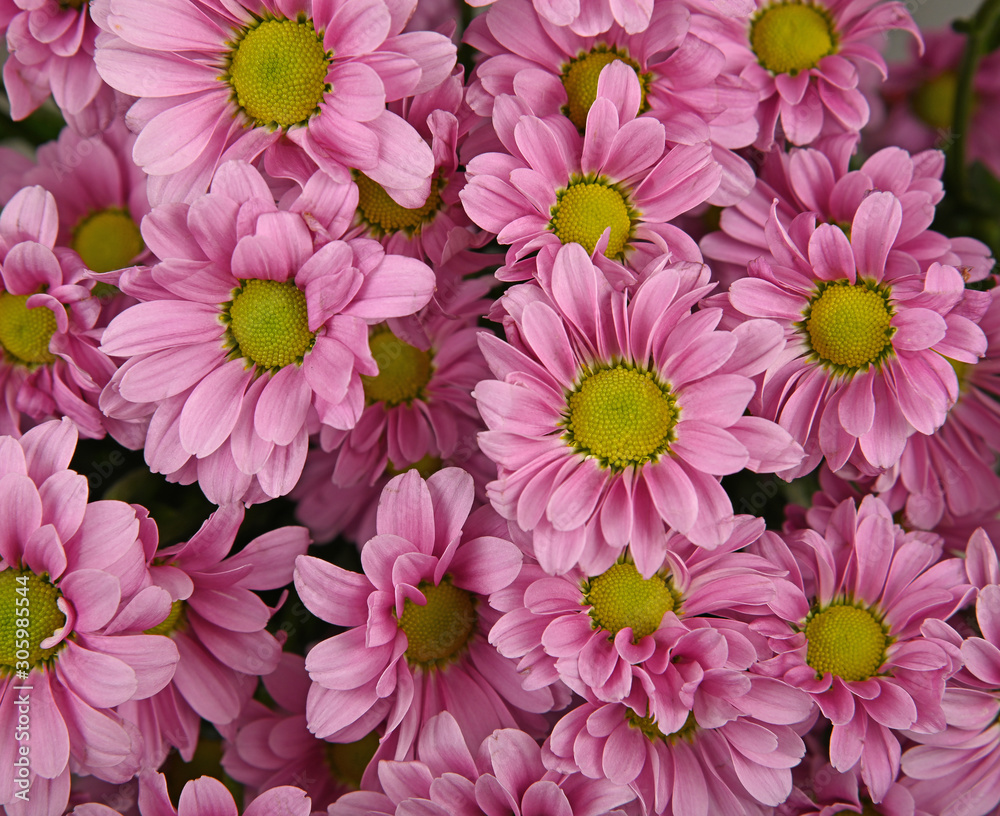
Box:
<box><xmin>465</xmin><ymin>0</ymin><xmax>656</xmax><ymax>37</ymax></box>
<box><xmin>1</xmin><ymin>0</ymin><xmax>119</xmax><ymax>133</ymax></box>
<box><xmin>330</xmin><ymin>710</ymin><xmax>637</xmax><ymax>816</ymax></box>
<box><xmin>92</xmin><ymin>0</ymin><xmax>456</xmax><ymax>205</ymax></box>
<box><xmin>293</xmin><ymin>468</ymin><xmax>562</xmax><ymax>758</ymax></box>
<box><xmin>221</xmin><ymin>653</ymin><xmax>371</xmax><ymax>810</ymax></box>
<box><xmin>543</xmin><ymin>682</ymin><xmax>813</xmax><ymax>816</ymax></box>
<box><xmin>692</xmin><ymin>0</ymin><xmax>920</xmax><ymax>147</ymax></box>
<box><xmin>490</xmin><ymin>516</ymin><xmax>794</xmax><ymax>723</ymax></box>
<box><xmin>900</xmin><ymin>588</ymin><xmax>1000</xmax><ymax>816</ymax></box>
<box><xmin>875</xmin><ymin>28</ymin><xmax>1000</xmax><ymax>179</ymax></box>
<box><xmin>780</xmin><ymin>753</ymin><xmax>924</xmax><ymax>816</ymax></box>
<box><xmin>461</xmin><ymin>64</ymin><xmax>721</xmax><ymax>285</ymax></box>
<box><xmin>751</xmin><ymin>495</ymin><xmax>972</xmax><ymax>802</ymax></box>
<box><xmin>17</xmin><ymin>121</ymin><xmax>152</xmax><ymax>278</ymax></box>
<box><xmin>465</xmin><ymin>0</ymin><xmax>759</xmax><ymax>204</ymax></box>
<box><xmin>475</xmin><ymin>241</ymin><xmax>802</xmax><ymax>574</ymax></box>
<box><xmin>98</xmin><ymin>160</ymin><xmax>436</xmax><ymax>505</ymax></box>
<box><xmin>0</xmin><ymin>419</ymin><xmax>179</xmax><ymax>816</ymax></box>
<box><xmin>117</xmin><ymin>502</ymin><xmax>309</xmax><ymax>768</ymax></box>
<box><xmin>724</xmin><ymin>190</ymin><xmax>989</xmax><ymax>478</ymax></box>
<box><xmin>69</xmin><ymin>772</ymin><xmax>310</xmax><ymax>816</ymax></box>
<box><xmin>317</xmin><ymin>276</ymin><xmax>492</xmax><ymax>488</ymax></box>
<box><xmin>702</xmin><ymin>136</ymin><xmax>995</xmax><ymax>289</ymax></box>
<box><xmin>0</xmin><ymin>185</ymin><xmax>121</xmax><ymax>440</ymax></box>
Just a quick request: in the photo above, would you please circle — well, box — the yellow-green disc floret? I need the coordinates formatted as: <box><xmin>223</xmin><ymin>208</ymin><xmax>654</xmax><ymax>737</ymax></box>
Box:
<box><xmin>803</xmin><ymin>281</ymin><xmax>895</xmax><ymax>371</ymax></box>
<box><xmin>564</xmin><ymin>364</ymin><xmax>678</xmax><ymax>470</ymax></box>
<box><xmin>0</xmin><ymin>292</ymin><xmax>58</xmax><ymax>367</ymax></box>
<box><xmin>226</xmin><ymin>279</ymin><xmax>315</xmax><ymax>371</ymax></box>
<box><xmin>550</xmin><ymin>178</ymin><xmax>635</xmax><ymax>258</ymax></box>
<box><xmin>361</xmin><ymin>328</ymin><xmax>434</xmax><ymax>406</ymax></box>
<box><xmin>228</xmin><ymin>17</ymin><xmax>329</xmax><ymax>128</ymax></box>
<box><xmin>750</xmin><ymin>2</ymin><xmax>837</xmax><ymax>75</ymax></box>
<box><xmin>72</xmin><ymin>208</ymin><xmax>145</xmax><ymax>274</ymax></box>
<box><xmin>561</xmin><ymin>47</ymin><xmax>648</xmax><ymax>130</ymax></box>
<box><xmin>0</xmin><ymin>570</ymin><xmax>66</xmax><ymax>674</ymax></box>
<box><xmin>586</xmin><ymin>562</ymin><xmax>676</xmax><ymax>641</ymax></box>
<box><xmin>398</xmin><ymin>578</ymin><xmax>477</xmax><ymax>667</ymax></box>
<box><xmin>804</xmin><ymin>602</ymin><xmax>889</xmax><ymax>682</ymax></box>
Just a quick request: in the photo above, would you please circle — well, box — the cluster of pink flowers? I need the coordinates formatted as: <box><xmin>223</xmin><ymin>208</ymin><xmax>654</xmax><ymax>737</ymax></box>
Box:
<box><xmin>2</xmin><ymin>0</ymin><xmax>1000</xmax><ymax>814</ymax></box>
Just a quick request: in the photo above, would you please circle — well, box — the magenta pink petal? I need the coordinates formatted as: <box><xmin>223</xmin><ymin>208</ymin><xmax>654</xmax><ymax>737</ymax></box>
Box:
<box><xmin>178</xmin><ymin>359</ymin><xmax>253</xmax><ymax>457</ymax></box>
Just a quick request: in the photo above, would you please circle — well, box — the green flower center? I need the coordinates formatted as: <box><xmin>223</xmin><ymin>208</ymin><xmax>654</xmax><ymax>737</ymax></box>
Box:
<box><xmin>71</xmin><ymin>208</ymin><xmax>145</xmax><ymax>274</ymax></box>
<box><xmin>804</xmin><ymin>603</ymin><xmax>888</xmax><ymax>682</ymax></box>
<box><xmin>361</xmin><ymin>328</ymin><xmax>433</xmax><ymax>406</ymax></box>
<box><xmin>355</xmin><ymin>173</ymin><xmax>444</xmax><ymax>237</ymax></box>
<box><xmin>627</xmin><ymin>709</ymin><xmax>697</xmax><ymax>744</ymax></box>
<box><xmin>398</xmin><ymin>579</ymin><xmax>476</xmax><ymax>668</ymax></box>
<box><xmin>750</xmin><ymin>2</ymin><xmax>837</xmax><ymax>75</ymax></box>
<box><xmin>911</xmin><ymin>71</ymin><xmax>959</xmax><ymax>132</ymax></box>
<box><xmin>325</xmin><ymin>731</ymin><xmax>380</xmax><ymax>789</ymax></box>
<box><xmin>387</xmin><ymin>453</ymin><xmax>442</xmax><ymax>478</ymax></box>
<box><xmin>227</xmin><ymin>17</ymin><xmax>329</xmax><ymax>128</ymax></box>
<box><xmin>0</xmin><ymin>569</ymin><xmax>66</xmax><ymax>673</ymax></box>
<box><xmin>586</xmin><ymin>562</ymin><xmax>674</xmax><ymax>642</ymax></box>
<box><xmin>144</xmin><ymin>600</ymin><xmax>187</xmax><ymax>637</ymax></box>
<box><xmin>549</xmin><ymin>178</ymin><xmax>634</xmax><ymax>258</ymax></box>
<box><xmin>226</xmin><ymin>279</ymin><xmax>315</xmax><ymax>371</ymax></box>
<box><xmin>0</xmin><ymin>292</ymin><xmax>57</xmax><ymax>366</ymax></box>
<box><xmin>803</xmin><ymin>281</ymin><xmax>894</xmax><ymax>371</ymax></box>
<box><xmin>564</xmin><ymin>364</ymin><xmax>678</xmax><ymax>471</ymax></box>
<box><xmin>561</xmin><ymin>47</ymin><xmax>647</xmax><ymax>131</ymax></box>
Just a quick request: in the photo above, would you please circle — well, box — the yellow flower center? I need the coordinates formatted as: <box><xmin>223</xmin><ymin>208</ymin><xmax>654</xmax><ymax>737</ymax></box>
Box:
<box><xmin>361</xmin><ymin>328</ymin><xmax>433</xmax><ymax>406</ymax></box>
<box><xmin>398</xmin><ymin>579</ymin><xmax>477</xmax><ymax>668</ymax></box>
<box><xmin>803</xmin><ymin>281</ymin><xmax>894</xmax><ymax>371</ymax></box>
<box><xmin>71</xmin><ymin>208</ymin><xmax>145</xmax><ymax>274</ymax></box>
<box><xmin>586</xmin><ymin>562</ymin><xmax>675</xmax><ymax>642</ymax></box>
<box><xmin>804</xmin><ymin>603</ymin><xmax>888</xmax><ymax>682</ymax></box>
<box><xmin>144</xmin><ymin>600</ymin><xmax>188</xmax><ymax>637</ymax></box>
<box><xmin>911</xmin><ymin>71</ymin><xmax>959</xmax><ymax>132</ymax></box>
<box><xmin>750</xmin><ymin>2</ymin><xmax>837</xmax><ymax>76</ymax></box>
<box><xmin>355</xmin><ymin>173</ymin><xmax>444</xmax><ymax>237</ymax></box>
<box><xmin>564</xmin><ymin>364</ymin><xmax>678</xmax><ymax>471</ymax></box>
<box><xmin>549</xmin><ymin>178</ymin><xmax>633</xmax><ymax>258</ymax></box>
<box><xmin>561</xmin><ymin>47</ymin><xmax>647</xmax><ymax>131</ymax></box>
<box><xmin>227</xmin><ymin>17</ymin><xmax>329</xmax><ymax>128</ymax></box>
<box><xmin>626</xmin><ymin>709</ymin><xmax>697</xmax><ymax>744</ymax></box>
<box><xmin>226</xmin><ymin>279</ymin><xmax>315</xmax><ymax>371</ymax></box>
<box><xmin>0</xmin><ymin>292</ymin><xmax>58</xmax><ymax>366</ymax></box>
<box><xmin>0</xmin><ymin>569</ymin><xmax>66</xmax><ymax>673</ymax></box>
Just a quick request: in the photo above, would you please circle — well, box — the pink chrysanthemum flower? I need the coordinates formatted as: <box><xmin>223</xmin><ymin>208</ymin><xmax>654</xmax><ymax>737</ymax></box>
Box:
<box><xmin>0</xmin><ymin>185</ymin><xmax>121</xmax><ymax>439</ymax></box>
<box><xmin>92</xmin><ymin>0</ymin><xmax>455</xmax><ymax>205</ymax></box>
<box><xmin>1</xmin><ymin>0</ymin><xmax>119</xmax><ymax>133</ymax></box>
<box><xmin>316</xmin><ymin>277</ymin><xmax>492</xmax><ymax>488</ymax></box>
<box><xmin>118</xmin><ymin>503</ymin><xmax>309</xmax><ymax>768</ymax></box>
<box><xmin>875</xmin><ymin>28</ymin><xmax>1000</xmax><ymax>179</ymax></box>
<box><xmin>465</xmin><ymin>0</ymin><xmax>759</xmax><ymax>204</ymax></box>
<box><xmin>0</xmin><ymin>419</ymin><xmax>179</xmax><ymax>816</ymax></box>
<box><xmin>692</xmin><ymin>0</ymin><xmax>920</xmax><ymax>147</ymax></box>
<box><xmin>898</xmin><ymin>531</ymin><xmax>1000</xmax><ymax>816</ymax></box>
<box><xmin>751</xmin><ymin>495</ymin><xmax>972</xmax><ymax>802</ymax></box>
<box><xmin>330</xmin><ymin>710</ymin><xmax>637</xmax><ymax>816</ymax></box>
<box><xmin>475</xmin><ymin>242</ymin><xmax>802</xmax><ymax>573</ymax></box>
<box><xmin>466</xmin><ymin>0</ymin><xmax>656</xmax><ymax>37</ymax></box>
<box><xmin>70</xmin><ymin>772</ymin><xmax>310</xmax><ymax>816</ymax></box>
<box><xmin>543</xmin><ymin>683</ymin><xmax>813</xmax><ymax>816</ymax></box>
<box><xmin>490</xmin><ymin>517</ymin><xmax>795</xmax><ymax>723</ymax></box>
<box><xmin>702</xmin><ymin>136</ymin><xmax>995</xmax><ymax>288</ymax></box>
<box><xmin>17</xmin><ymin>121</ymin><xmax>152</xmax><ymax>278</ymax></box>
<box><xmin>780</xmin><ymin>754</ymin><xmax>923</xmax><ymax>815</ymax></box>
<box><xmin>345</xmin><ymin>68</ymin><xmax>493</xmax><ymax>273</ymax></box>
<box><xmin>99</xmin><ymin>160</ymin><xmax>436</xmax><ymax>505</ymax></box>
<box><xmin>294</xmin><ymin>468</ymin><xmax>562</xmax><ymax>757</ymax></box>
<box><xmin>724</xmin><ymin>191</ymin><xmax>988</xmax><ymax>477</ymax></box>
<box><xmin>461</xmin><ymin>65</ymin><xmax>721</xmax><ymax>285</ymax></box>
